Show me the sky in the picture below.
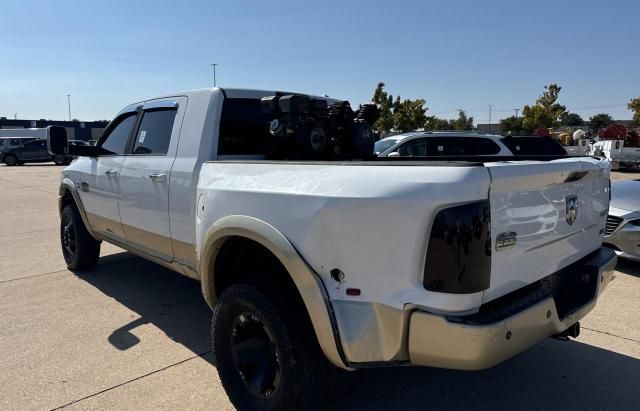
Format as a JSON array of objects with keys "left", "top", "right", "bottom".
[{"left": 1, "top": 0, "right": 638, "bottom": 123}]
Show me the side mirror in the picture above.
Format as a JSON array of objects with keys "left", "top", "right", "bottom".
[
  {"left": 387, "top": 151, "right": 400, "bottom": 157},
  {"left": 47, "top": 126, "right": 68, "bottom": 156}
]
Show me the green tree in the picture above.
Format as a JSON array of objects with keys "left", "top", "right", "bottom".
[
  {"left": 450, "top": 110, "right": 474, "bottom": 130},
  {"left": 559, "top": 112, "right": 584, "bottom": 126},
  {"left": 589, "top": 113, "right": 614, "bottom": 132},
  {"left": 393, "top": 98, "right": 427, "bottom": 132},
  {"left": 371, "top": 82, "right": 395, "bottom": 134},
  {"left": 628, "top": 97, "right": 640, "bottom": 125},
  {"left": 424, "top": 116, "right": 450, "bottom": 130},
  {"left": 500, "top": 116, "right": 524, "bottom": 135},
  {"left": 521, "top": 84, "right": 567, "bottom": 131}
]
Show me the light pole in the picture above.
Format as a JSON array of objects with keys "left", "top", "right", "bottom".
[
  {"left": 211, "top": 64, "right": 218, "bottom": 87},
  {"left": 67, "top": 94, "right": 71, "bottom": 121},
  {"left": 513, "top": 108, "right": 519, "bottom": 118},
  {"left": 488, "top": 104, "right": 493, "bottom": 126}
]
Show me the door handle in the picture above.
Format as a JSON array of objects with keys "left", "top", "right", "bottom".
[
  {"left": 149, "top": 173, "right": 166, "bottom": 182},
  {"left": 105, "top": 169, "right": 118, "bottom": 177}
]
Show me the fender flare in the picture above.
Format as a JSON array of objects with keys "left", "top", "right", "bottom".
[
  {"left": 59, "top": 178, "right": 99, "bottom": 240},
  {"left": 199, "top": 215, "right": 348, "bottom": 370}
]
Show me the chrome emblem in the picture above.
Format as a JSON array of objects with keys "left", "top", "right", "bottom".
[
  {"left": 496, "top": 232, "right": 517, "bottom": 251},
  {"left": 566, "top": 195, "right": 578, "bottom": 225}
]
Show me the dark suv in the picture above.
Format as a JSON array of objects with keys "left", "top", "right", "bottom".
[{"left": 0, "top": 139, "right": 72, "bottom": 166}]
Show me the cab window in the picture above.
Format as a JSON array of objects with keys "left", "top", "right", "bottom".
[
  {"left": 100, "top": 113, "right": 137, "bottom": 155},
  {"left": 22, "top": 140, "right": 46, "bottom": 151},
  {"left": 218, "top": 98, "right": 268, "bottom": 155},
  {"left": 398, "top": 139, "right": 427, "bottom": 156},
  {"left": 132, "top": 109, "right": 177, "bottom": 155}
]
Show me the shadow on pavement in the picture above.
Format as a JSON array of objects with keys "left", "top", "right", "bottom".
[
  {"left": 616, "top": 259, "right": 640, "bottom": 278},
  {"left": 79, "top": 252, "right": 639, "bottom": 410},
  {"left": 77, "top": 252, "right": 211, "bottom": 356}
]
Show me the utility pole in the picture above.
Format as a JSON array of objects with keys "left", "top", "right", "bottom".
[
  {"left": 488, "top": 104, "right": 493, "bottom": 126},
  {"left": 14, "top": 113, "right": 17, "bottom": 120},
  {"left": 67, "top": 94, "right": 71, "bottom": 121},
  {"left": 513, "top": 108, "right": 519, "bottom": 118},
  {"left": 211, "top": 63, "right": 218, "bottom": 87}
]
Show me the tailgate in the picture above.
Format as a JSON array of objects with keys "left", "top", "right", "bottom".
[{"left": 483, "top": 158, "right": 609, "bottom": 303}]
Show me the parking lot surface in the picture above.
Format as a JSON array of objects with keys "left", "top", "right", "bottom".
[{"left": 1, "top": 164, "right": 639, "bottom": 410}]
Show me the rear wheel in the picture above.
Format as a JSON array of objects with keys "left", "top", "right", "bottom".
[
  {"left": 212, "top": 284, "right": 351, "bottom": 411},
  {"left": 53, "top": 155, "right": 67, "bottom": 165},
  {"left": 3, "top": 154, "right": 18, "bottom": 166},
  {"left": 60, "top": 204, "right": 101, "bottom": 270}
]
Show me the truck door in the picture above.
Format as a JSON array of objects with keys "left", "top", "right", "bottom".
[
  {"left": 20, "top": 140, "right": 47, "bottom": 160},
  {"left": 78, "top": 110, "right": 139, "bottom": 241},
  {"left": 118, "top": 98, "right": 186, "bottom": 262}
]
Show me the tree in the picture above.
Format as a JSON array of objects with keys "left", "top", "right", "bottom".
[
  {"left": 424, "top": 116, "right": 450, "bottom": 130},
  {"left": 500, "top": 116, "right": 524, "bottom": 135},
  {"left": 393, "top": 98, "right": 427, "bottom": 132},
  {"left": 521, "top": 84, "right": 567, "bottom": 131},
  {"left": 450, "top": 110, "right": 474, "bottom": 130},
  {"left": 628, "top": 97, "right": 640, "bottom": 125},
  {"left": 589, "top": 113, "right": 614, "bottom": 132},
  {"left": 559, "top": 112, "right": 584, "bottom": 126},
  {"left": 371, "top": 82, "right": 395, "bottom": 134}
]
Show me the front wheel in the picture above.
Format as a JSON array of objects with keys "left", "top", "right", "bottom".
[
  {"left": 212, "top": 284, "right": 350, "bottom": 411},
  {"left": 3, "top": 154, "right": 18, "bottom": 166},
  {"left": 61, "top": 204, "right": 101, "bottom": 270}
]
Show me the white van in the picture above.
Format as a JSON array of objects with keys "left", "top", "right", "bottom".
[{"left": 0, "top": 137, "right": 39, "bottom": 152}]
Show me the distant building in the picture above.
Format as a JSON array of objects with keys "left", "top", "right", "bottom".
[{"left": 0, "top": 118, "right": 108, "bottom": 140}]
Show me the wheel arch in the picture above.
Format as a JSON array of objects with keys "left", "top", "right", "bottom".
[
  {"left": 59, "top": 178, "right": 99, "bottom": 240},
  {"left": 199, "top": 215, "right": 348, "bottom": 369}
]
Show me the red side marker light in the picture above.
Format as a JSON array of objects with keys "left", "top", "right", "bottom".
[{"left": 346, "top": 288, "right": 361, "bottom": 296}]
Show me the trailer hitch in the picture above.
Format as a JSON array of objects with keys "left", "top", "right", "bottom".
[{"left": 553, "top": 322, "right": 581, "bottom": 341}]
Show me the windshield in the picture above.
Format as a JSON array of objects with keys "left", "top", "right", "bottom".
[{"left": 374, "top": 138, "right": 399, "bottom": 154}]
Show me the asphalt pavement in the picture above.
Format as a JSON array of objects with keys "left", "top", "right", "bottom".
[{"left": 1, "top": 164, "right": 639, "bottom": 410}]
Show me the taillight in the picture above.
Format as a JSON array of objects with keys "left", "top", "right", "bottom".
[{"left": 424, "top": 200, "right": 491, "bottom": 294}]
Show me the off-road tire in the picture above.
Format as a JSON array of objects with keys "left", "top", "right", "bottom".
[
  {"left": 3, "top": 154, "right": 18, "bottom": 166},
  {"left": 53, "top": 155, "right": 67, "bottom": 166},
  {"left": 212, "top": 284, "right": 352, "bottom": 411},
  {"left": 60, "top": 204, "right": 101, "bottom": 270}
]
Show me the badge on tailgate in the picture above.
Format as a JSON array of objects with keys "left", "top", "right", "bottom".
[{"left": 566, "top": 195, "right": 578, "bottom": 226}]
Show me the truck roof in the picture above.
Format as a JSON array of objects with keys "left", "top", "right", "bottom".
[{"left": 116, "top": 87, "right": 340, "bottom": 117}]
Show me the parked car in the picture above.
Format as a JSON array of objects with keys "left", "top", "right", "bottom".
[
  {"left": 0, "top": 139, "right": 71, "bottom": 166},
  {"left": 48, "top": 88, "right": 615, "bottom": 410},
  {"left": 376, "top": 132, "right": 568, "bottom": 157},
  {"left": 0, "top": 137, "right": 39, "bottom": 152},
  {"left": 604, "top": 179, "right": 640, "bottom": 261}
]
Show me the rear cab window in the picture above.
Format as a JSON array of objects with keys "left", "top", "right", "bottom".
[
  {"left": 132, "top": 109, "right": 177, "bottom": 155},
  {"left": 501, "top": 137, "right": 567, "bottom": 155},
  {"left": 218, "top": 98, "right": 268, "bottom": 155}
]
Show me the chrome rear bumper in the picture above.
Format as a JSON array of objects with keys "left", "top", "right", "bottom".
[{"left": 408, "top": 247, "right": 617, "bottom": 370}]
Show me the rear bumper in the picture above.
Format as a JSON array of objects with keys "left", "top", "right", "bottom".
[{"left": 408, "top": 247, "right": 617, "bottom": 370}]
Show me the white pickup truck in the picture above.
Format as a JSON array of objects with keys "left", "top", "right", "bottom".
[
  {"left": 590, "top": 139, "right": 640, "bottom": 170},
  {"left": 48, "top": 88, "right": 616, "bottom": 411}
]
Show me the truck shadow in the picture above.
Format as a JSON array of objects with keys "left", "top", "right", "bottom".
[
  {"left": 616, "top": 259, "right": 640, "bottom": 278},
  {"left": 79, "top": 252, "right": 640, "bottom": 410},
  {"left": 79, "top": 252, "right": 212, "bottom": 356}
]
